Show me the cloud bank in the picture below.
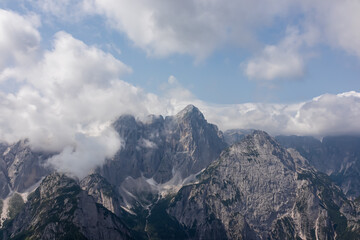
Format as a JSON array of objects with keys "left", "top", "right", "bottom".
[
  {"left": 0, "top": 10, "right": 162, "bottom": 178},
  {"left": 161, "top": 80, "right": 360, "bottom": 137}
]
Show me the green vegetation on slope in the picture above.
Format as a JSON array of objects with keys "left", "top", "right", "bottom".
[
  {"left": 146, "top": 197, "right": 188, "bottom": 240},
  {"left": 8, "top": 193, "right": 24, "bottom": 219}
]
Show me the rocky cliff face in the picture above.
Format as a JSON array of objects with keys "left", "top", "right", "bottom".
[
  {"left": 99, "top": 105, "right": 227, "bottom": 206},
  {"left": 276, "top": 135, "right": 360, "bottom": 199},
  {"left": 103, "top": 105, "right": 226, "bottom": 185},
  {"left": 0, "top": 173, "right": 132, "bottom": 240},
  {"left": 0, "top": 140, "right": 51, "bottom": 199},
  {"left": 80, "top": 173, "right": 124, "bottom": 216},
  {"left": 167, "top": 131, "right": 360, "bottom": 239}
]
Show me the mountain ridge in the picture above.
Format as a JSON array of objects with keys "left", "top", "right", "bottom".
[{"left": 0, "top": 105, "right": 360, "bottom": 239}]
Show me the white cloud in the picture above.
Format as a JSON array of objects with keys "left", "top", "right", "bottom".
[
  {"left": 244, "top": 28, "right": 306, "bottom": 81},
  {"left": 155, "top": 79, "right": 360, "bottom": 138},
  {"left": 0, "top": 9, "right": 41, "bottom": 80},
  {"left": 47, "top": 129, "right": 122, "bottom": 179},
  {"left": 197, "top": 91, "right": 360, "bottom": 138},
  {"left": 27, "top": 0, "right": 360, "bottom": 68},
  {"left": 287, "top": 91, "right": 360, "bottom": 136},
  {"left": 81, "top": 0, "right": 292, "bottom": 61},
  {"left": 0, "top": 10, "right": 164, "bottom": 178},
  {"left": 28, "top": 31, "right": 132, "bottom": 97},
  {"left": 301, "top": 0, "right": 360, "bottom": 59}
]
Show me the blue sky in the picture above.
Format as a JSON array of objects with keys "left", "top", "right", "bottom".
[
  {"left": 1, "top": 0, "right": 359, "bottom": 105},
  {"left": 1, "top": 0, "right": 360, "bottom": 175}
]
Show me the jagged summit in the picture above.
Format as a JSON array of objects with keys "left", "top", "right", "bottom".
[
  {"left": 168, "top": 129, "right": 359, "bottom": 239},
  {"left": 229, "top": 130, "right": 296, "bottom": 171},
  {"left": 248, "top": 129, "right": 270, "bottom": 139},
  {"left": 241, "top": 130, "right": 280, "bottom": 148},
  {"left": 178, "top": 104, "right": 199, "bottom": 113},
  {"left": 232, "top": 130, "right": 279, "bottom": 150},
  {"left": 103, "top": 103, "right": 226, "bottom": 187},
  {"left": 175, "top": 104, "right": 205, "bottom": 121}
]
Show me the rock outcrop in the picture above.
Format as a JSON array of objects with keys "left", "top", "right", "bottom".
[
  {"left": 0, "top": 173, "right": 132, "bottom": 240},
  {"left": 0, "top": 140, "right": 51, "bottom": 198},
  {"left": 100, "top": 105, "right": 227, "bottom": 206},
  {"left": 276, "top": 135, "right": 360, "bottom": 199},
  {"left": 167, "top": 131, "right": 360, "bottom": 239}
]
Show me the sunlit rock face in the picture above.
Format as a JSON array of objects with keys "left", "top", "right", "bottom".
[{"left": 168, "top": 131, "right": 360, "bottom": 239}]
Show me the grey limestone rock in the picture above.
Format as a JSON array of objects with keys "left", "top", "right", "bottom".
[
  {"left": 1, "top": 173, "right": 132, "bottom": 240},
  {"left": 100, "top": 105, "right": 227, "bottom": 205},
  {"left": 168, "top": 131, "right": 360, "bottom": 239},
  {"left": 0, "top": 140, "right": 52, "bottom": 198},
  {"left": 276, "top": 135, "right": 360, "bottom": 199}
]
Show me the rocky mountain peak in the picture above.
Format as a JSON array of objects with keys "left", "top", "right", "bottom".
[
  {"left": 167, "top": 130, "right": 360, "bottom": 239},
  {"left": 175, "top": 104, "right": 205, "bottom": 122},
  {"left": 39, "top": 172, "right": 80, "bottom": 199},
  {"left": 234, "top": 130, "right": 285, "bottom": 155},
  {"left": 0, "top": 140, "right": 51, "bottom": 198},
  {"left": 113, "top": 114, "right": 137, "bottom": 131},
  {"left": 1, "top": 172, "right": 133, "bottom": 240},
  {"left": 231, "top": 130, "right": 296, "bottom": 171},
  {"left": 246, "top": 130, "right": 275, "bottom": 144}
]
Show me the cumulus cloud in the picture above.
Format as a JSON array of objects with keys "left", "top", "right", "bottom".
[
  {"left": 156, "top": 76, "right": 360, "bottom": 138},
  {"left": 0, "top": 9, "right": 41, "bottom": 81},
  {"left": 286, "top": 91, "right": 360, "bottom": 136},
  {"left": 0, "top": 9, "right": 163, "bottom": 178},
  {"left": 32, "top": 0, "right": 360, "bottom": 82},
  {"left": 301, "top": 0, "right": 360, "bottom": 58},
  {"left": 81, "top": 0, "right": 292, "bottom": 61},
  {"left": 244, "top": 28, "right": 306, "bottom": 81},
  {"left": 195, "top": 92, "right": 360, "bottom": 138}
]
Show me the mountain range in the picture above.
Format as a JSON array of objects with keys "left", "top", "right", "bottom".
[{"left": 0, "top": 105, "right": 359, "bottom": 239}]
